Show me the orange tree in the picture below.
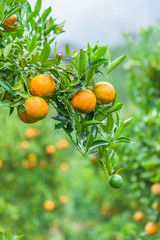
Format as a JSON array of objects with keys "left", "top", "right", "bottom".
[
  {"left": 0, "top": 0, "right": 132, "bottom": 187},
  {"left": 115, "top": 27, "right": 160, "bottom": 239}
]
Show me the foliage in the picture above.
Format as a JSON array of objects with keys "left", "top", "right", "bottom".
[
  {"left": 115, "top": 26, "right": 160, "bottom": 239},
  {"left": 0, "top": 0, "right": 130, "bottom": 182}
]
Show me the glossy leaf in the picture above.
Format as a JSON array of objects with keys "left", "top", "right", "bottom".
[
  {"left": 40, "top": 43, "right": 51, "bottom": 65},
  {"left": 77, "top": 49, "right": 88, "bottom": 76},
  {"left": 65, "top": 44, "right": 70, "bottom": 57},
  {"left": 85, "top": 66, "right": 95, "bottom": 87},
  {"left": 0, "top": 1, "right": 5, "bottom": 21},
  {"left": 107, "top": 55, "right": 126, "bottom": 75}
]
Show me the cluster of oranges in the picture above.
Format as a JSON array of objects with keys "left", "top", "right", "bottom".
[
  {"left": 133, "top": 183, "right": 160, "bottom": 236},
  {"left": 18, "top": 77, "right": 115, "bottom": 123},
  {"left": 72, "top": 82, "right": 115, "bottom": 114},
  {"left": 18, "top": 74, "right": 56, "bottom": 124}
]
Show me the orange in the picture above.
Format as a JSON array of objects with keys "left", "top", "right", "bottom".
[
  {"left": 0, "top": 160, "right": 3, "bottom": 169},
  {"left": 22, "top": 160, "right": 32, "bottom": 169},
  {"left": 151, "top": 183, "right": 160, "bottom": 195},
  {"left": 60, "top": 163, "right": 69, "bottom": 172},
  {"left": 30, "top": 74, "right": 56, "bottom": 97},
  {"left": 56, "top": 139, "right": 69, "bottom": 149},
  {"left": 71, "top": 89, "right": 96, "bottom": 114},
  {"left": 145, "top": 222, "right": 159, "bottom": 235},
  {"left": 43, "top": 200, "right": 55, "bottom": 211},
  {"left": 18, "top": 110, "right": 37, "bottom": 124},
  {"left": 20, "top": 141, "right": 30, "bottom": 150},
  {"left": 152, "top": 201, "right": 159, "bottom": 210},
  {"left": 18, "top": 97, "right": 49, "bottom": 123},
  {"left": 25, "top": 128, "right": 40, "bottom": 138},
  {"left": 133, "top": 211, "right": 144, "bottom": 222},
  {"left": 45, "top": 145, "right": 56, "bottom": 155},
  {"left": 100, "top": 204, "right": 116, "bottom": 217},
  {"left": 2, "top": 14, "right": 18, "bottom": 31},
  {"left": 93, "top": 82, "right": 115, "bottom": 104},
  {"left": 28, "top": 153, "right": 37, "bottom": 163},
  {"left": 59, "top": 195, "right": 68, "bottom": 204}
]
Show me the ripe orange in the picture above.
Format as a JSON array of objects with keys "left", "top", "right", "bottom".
[
  {"left": 2, "top": 14, "right": 18, "bottom": 31},
  {"left": 133, "top": 211, "right": 144, "bottom": 222},
  {"left": 56, "top": 139, "right": 69, "bottom": 149},
  {"left": 18, "top": 97, "right": 49, "bottom": 123},
  {"left": 0, "top": 160, "right": 3, "bottom": 169},
  {"left": 59, "top": 195, "right": 68, "bottom": 204},
  {"left": 145, "top": 222, "right": 159, "bottom": 235},
  {"left": 93, "top": 82, "right": 115, "bottom": 104},
  {"left": 151, "top": 183, "right": 160, "bottom": 195},
  {"left": 25, "top": 128, "right": 40, "bottom": 138},
  {"left": 45, "top": 145, "right": 56, "bottom": 155},
  {"left": 30, "top": 74, "right": 56, "bottom": 97},
  {"left": 43, "top": 200, "right": 55, "bottom": 211},
  {"left": 60, "top": 163, "right": 69, "bottom": 172},
  {"left": 72, "top": 89, "right": 96, "bottom": 114},
  {"left": 18, "top": 110, "right": 37, "bottom": 124}
]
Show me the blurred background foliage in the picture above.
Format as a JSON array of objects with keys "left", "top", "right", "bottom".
[{"left": 0, "top": 1, "right": 160, "bottom": 239}]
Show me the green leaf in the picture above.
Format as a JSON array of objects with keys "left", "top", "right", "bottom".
[
  {"left": 95, "top": 103, "right": 123, "bottom": 121},
  {"left": 4, "top": 4, "right": 25, "bottom": 19},
  {"left": 113, "top": 122, "right": 124, "bottom": 140},
  {"left": 93, "top": 59, "right": 109, "bottom": 67},
  {"left": 42, "top": 7, "right": 52, "bottom": 20},
  {"left": 124, "top": 117, "right": 133, "bottom": 127},
  {"left": 107, "top": 55, "right": 126, "bottom": 75},
  {"left": 73, "top": 112, "right": 81, "bottom": 133},
  {"left": 26, "top": 10, "right": 38, "bottom": 23},
  {"left": 42, "top": 60, "right": 55, "bottom": 67},
  {"left": 77, "top": 49, "right": 88, "bottom": 76},
  {"left": 0, "top": 100, "right": 12, "bottom": 107},
  {"left": 65, "top": 44, "right": 70, "bottom": 57},
  {"left": 12, "top": 80, "right": 23, "bottom": 90},
  {"left": 0, "top": 80, "right": 15, "bottom": 95},
  {"left": 54, "top": 42, "right": 57, "bottom": 59},
  {"left": 85, "top": 66, "right": 95, "bottom": 87},
  {"left": 55, "top": 122, "right": 66, "bottom": 130},
  {"left": 71, "top": 50, "right": 78, "bottom": 58},
  {"left": 0, "top": 1, "right": 5, "bottom": 21},
  {"left": 40, "top": 43, "right": 51, "bottom": 65},
  {"left": 52, "top": 116, "right": 68, "bottom": 122},
  {"left": 34, "top": 0, "right": 42, "bottom": 12},
  {"left": 82, "top": 120, "right": 103, "bottom": 127},
  {"left": 43, "top": 24, "right": 55, "bottom": 36},
  {"left": 10, "top": 98, "right": 25, "bottom": 107},
  {"left": 89, "top": 140, "right": 110, "bottom": 151},
  {"left": 3, "top": 44, "right": 12, "bottom": 58},
  {"left": 106, "top": 114, "right": 114, "bottom": 134},
  {"left": 29, "top": 35, "right": 37, "bottom": 52},
  {"left": 5, "top": 0, "right": 13, "bottom": 6},
  {"left": 85, "top": 126, "right": 97, "bottom": 152},
  {"left": 91, "top": 45, "right": 108, "bottom": 63},
  {"left": 115, "top": 137, "right": 133, "bottom": 143}
]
